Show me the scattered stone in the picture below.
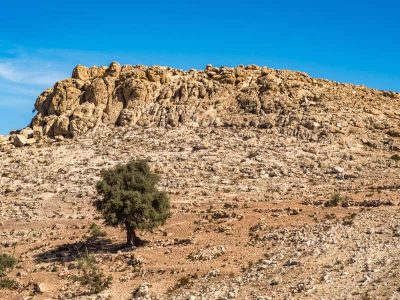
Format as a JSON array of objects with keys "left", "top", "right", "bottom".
[
  {"left": 55, "top": 135, "right": 65, "bottom": 141},
  {"left": 283, "top": 259, "right": 299, "bottom": 267},
  {"left": 270, "top": 277, "right": 281, "bottom": 286},
  {"left": 32, "top": 282, "right": 46, "bottom": 294},
  {"left": 12, "top": 134, "right": 28, "bottom": 147},
  {"left": 133, "top": 282, "right": 150, "bottom": 299},
  {"left": 332, "top": 166, "right": 344, "bottom": 174},
  {"left": 188, "top": 246, "right": 226, "bottom": 261}
]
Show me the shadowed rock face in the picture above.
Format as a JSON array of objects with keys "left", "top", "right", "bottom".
[{"left": 31, "top": 62, "right": 400, "bottom": 141}]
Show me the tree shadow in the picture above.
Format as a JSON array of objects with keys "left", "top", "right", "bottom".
[{"left": 34, "top": 236, "right": 135, "bottom": 263}]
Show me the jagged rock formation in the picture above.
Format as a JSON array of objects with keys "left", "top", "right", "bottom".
[{"left": 31, "top": 62, "right": 400, "bottom": 142}]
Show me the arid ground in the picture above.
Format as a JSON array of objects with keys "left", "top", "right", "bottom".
[{"left": 1, "top": 125, "right": 400, "bottom": 299}]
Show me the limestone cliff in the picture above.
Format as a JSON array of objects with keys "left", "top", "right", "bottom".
[{"left": 31, "top": 62, "right": 399, "bottom": 142}]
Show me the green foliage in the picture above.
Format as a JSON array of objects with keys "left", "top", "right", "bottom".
[
  {"left": 0, "top": 254, "right": 18, "bottom": 290},
  {"left": 324, "top": 193, "right": 349, "bottom": 208},
  {"left": 95, "top": 160, "right": 170, "bottom": 231},
  {"left": 0, "top": 278, "right": 18, "bottom": 290},
  {"left": 72, "top": 254, "right": 112, "bottom": 294},
  {"left": 89, "top": 223, "right": 106, "bottom": 238},
  {"left": 170, "top": 274, "right": 198, "bottom": 291},
  {"left": 390, "top": 154, "right": 400, "bottom": 161},
  {"left": 0, "top": 254, "right": 16, "bottom": 277}
]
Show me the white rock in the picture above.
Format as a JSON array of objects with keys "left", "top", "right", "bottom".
[
  {"left": 55, "top": 135, "right": 65, "bottom": 141},
  {"left": 20, "top": 127, "right": 34, "bottom": 138},
  {"left": 332, "top": 166, "right": 344, "bottom": 174},
  {"left": 133, "top": 282, "right": 150, "bottom": 299},
  {"left": 13, "top": 134, "right": 28, "bottom": 147},
  {"left": 33, "top": 282, "right": 46, "bottom": 293}
]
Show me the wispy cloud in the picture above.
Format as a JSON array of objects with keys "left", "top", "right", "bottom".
[
  {"left": 0, "top": 57, "right": 67, "bottom": 113},
  {"left": 0, "top": 43, "right": 116, "bottom": 134},
  {"left": 0, "top": 60, "right": 67, "bottom": 86},
  {"left": 0, "top": 46, "right": 70, "bottom": 133}
]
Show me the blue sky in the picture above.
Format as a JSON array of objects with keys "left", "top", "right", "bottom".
[{"left": 0, "top": 0, "right": 399, "bottom": 134}]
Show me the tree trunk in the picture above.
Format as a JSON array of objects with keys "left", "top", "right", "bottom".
[{"left": 125, "top": 223, "right": 140, "bottom": 247}]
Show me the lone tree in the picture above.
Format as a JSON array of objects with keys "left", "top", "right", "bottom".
[{"left": 95, "top": 160, "right": 170, "bottom": 247}]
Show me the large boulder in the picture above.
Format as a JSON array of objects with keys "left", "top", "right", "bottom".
[
  {"left": 72, "top": 64, "right": 89, "bottom": 81},
  {"left": 47, "top": 79, "right": 82, "bottom": 115},
  {"left": 53, "top": 115, "right": 71, "bottom": 137},
  {"left": 12, "top": 134, "right": 28, "bottom": 147}
]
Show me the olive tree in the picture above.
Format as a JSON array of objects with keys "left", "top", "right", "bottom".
[{"left": 95, "top": 160, "right": 170, "bottom": 247}]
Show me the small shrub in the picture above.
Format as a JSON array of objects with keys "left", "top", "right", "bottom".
[
  {"left": 324, "top": 193, "right": 349, "bottom": 208},
  {"left": 0, "top": 254, "right": 17, "bottom": 290},
  {"left": 72, "top": 254, "right": 112, "bottom": 294},
  {"left": 171, "top": 274, "right": 198, "bottom": 291},
  {"left": 0, "top": 254, "right": 16, "bottom": 277},
  {"left": 89, "top": 223, "right": 106, "bottom": 238},
  {"left": 175, "top": 276, "right": 191, "bottom": 288},
  {"left": 0, "top": 278, "right": 18, "bottom": 290},
  {"left": 390, "top": 154, "right": 400, "bottom": 161}
]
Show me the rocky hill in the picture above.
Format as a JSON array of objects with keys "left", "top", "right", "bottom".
[
  {"left": 28, "top": 62, "right": 400, "bottom": 143},
  {"left": 0, "top": 64, "right": 400, "bottom": 300}
]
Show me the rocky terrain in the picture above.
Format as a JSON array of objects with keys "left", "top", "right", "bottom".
[{"left": 0, "top": 63, "right": 400, "bottom": 299}]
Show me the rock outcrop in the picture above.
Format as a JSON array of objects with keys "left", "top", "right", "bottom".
[{"left": 31, "top": 62, "right": 399, "bottom": 142}]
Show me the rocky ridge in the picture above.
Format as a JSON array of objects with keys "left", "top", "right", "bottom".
[{"left": 3, "top": 62, "right": 398, "bottom": 145}]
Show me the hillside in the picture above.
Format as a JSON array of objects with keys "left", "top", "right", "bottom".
[{"left": 0, "top": 63, "right": 400, "bottom": 299}]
